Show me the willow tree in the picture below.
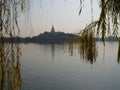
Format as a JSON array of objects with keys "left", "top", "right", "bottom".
[
  {"left": 0, "top": 0, "right": 30, "bottom": 90},
  {"left": 68, "top": 0, "right": 120, "bottom": 64},
  {"left": 79, "top": 0, "right": 120, "bottom": 40}
]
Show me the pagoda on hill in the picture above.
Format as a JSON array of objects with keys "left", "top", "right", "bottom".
[{"left": 51, "top": 25, "right": 55, "bottom": 33}]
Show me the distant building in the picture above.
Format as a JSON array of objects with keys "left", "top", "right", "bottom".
[{"left": 51, "top": 25, "right": 55, "bottom": 33}]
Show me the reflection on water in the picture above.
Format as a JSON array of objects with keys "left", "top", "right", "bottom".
[
  {"left": 51, "top": 44, "right": 55, "bottom": 60},
  {"left": 68, "top": 40, "right": 73, "bottom": 56},
  {"left": 0, "top": 41, "right": 21, "bottom": 90},
  {"left": 21, "top": 42, "right": 120, "bottom": 90},
  {"left": 69, "top": 30, "right": 98, "bottom": 64},
  {"left": 1, "top": 37, "right": 120, "bottom": 90}
]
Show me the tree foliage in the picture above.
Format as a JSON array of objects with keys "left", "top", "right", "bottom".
[
  {"left": 80, "top": 0, "right": 120, "bottom": 40},
  {"left": 0, "top": 0, "right": 29, "bottom": 90},
  {"left": 68, "top": 0, "right": 120, "bottom": 63},
  {"left": 0, "top": 0, "right": 30, "bottom": 37}
]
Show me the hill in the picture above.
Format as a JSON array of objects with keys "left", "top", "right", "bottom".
[{"left": 4, "top": 31, "right": 76, "bottom": 44}]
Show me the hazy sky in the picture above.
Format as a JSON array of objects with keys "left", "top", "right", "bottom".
[{"left": 19, "top": 0, "right": 100, "bottom": 37}]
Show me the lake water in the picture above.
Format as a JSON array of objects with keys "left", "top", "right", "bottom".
[{"left": 21, "top": 42, "right": 120, "bottom": 90}]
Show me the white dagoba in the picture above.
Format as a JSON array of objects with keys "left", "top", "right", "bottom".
[{"left": 51, "top": 25, "right": 55, "bottom": 33}]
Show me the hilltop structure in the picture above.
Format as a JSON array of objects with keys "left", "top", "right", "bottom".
[
  {"left": 51, "top": 25, "right": 55, "bottom": 33},
  {"left": 3, "top": 25, "right": 79, "bottom": 44}
]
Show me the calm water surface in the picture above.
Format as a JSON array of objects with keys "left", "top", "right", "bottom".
[{"left": 21, "top": 42, "right": 120, "bottom": 90}]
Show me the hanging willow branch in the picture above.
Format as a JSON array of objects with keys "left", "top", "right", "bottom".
[
  {"left": 79, "top": 0, "right": 120, "bottom": 40},
  {"left": 0, "top": 0, "right": 30, "bottom": 90},
  {"left": 0, "top": 0, "right": 30, "bottom": 37}
]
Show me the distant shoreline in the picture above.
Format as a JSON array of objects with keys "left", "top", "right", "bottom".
[
  {"left": 3, "top": 31, "right": 118, "bottom": 44},
  {"left": 4, "top": 31, "right": 76, "bottom": 44}
]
